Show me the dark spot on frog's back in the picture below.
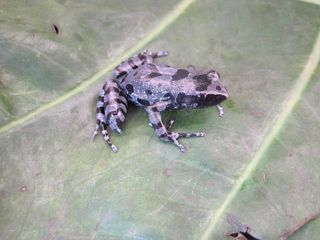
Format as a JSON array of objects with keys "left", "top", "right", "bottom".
[
  {"left": 145, "top": 89, "right": 152, "bottom": 95},
  {"left": 126, "top": 84, "right": 134, "bottom": 94},
  {"left": 193, "top": 74, "right": 212, "bottom": 91},
  {"left": 120, "top": 74, "right": 127, "bottom": 83},
  {"left": 138, "top": 53, "right": 146, "bottom": 61},
  {"left": 147, "top": 63, "right": 158, "bottom": 72},
  {"left": 172, "top": 69, "right": 189, "bottom": 81},
  {"left": 137, "top": 98, "right": 150, "bottom": 106},
  {"left": 163, "top": 93, "right": 174, "bottom": 101},
  {"left": 148, "top": 72, "right": 162, "bottom": 78}
]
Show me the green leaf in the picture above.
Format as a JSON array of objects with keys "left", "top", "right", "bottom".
[{"left": 1, "top": 0, "right": 320, "bottom": 239}]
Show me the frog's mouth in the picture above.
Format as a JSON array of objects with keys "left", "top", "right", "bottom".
[{"left": 202, "top": 94, "right": 227, "bottom": 107}]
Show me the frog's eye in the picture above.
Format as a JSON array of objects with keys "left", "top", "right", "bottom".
[
  {"left": 207, "top": 70, "right": 220, "bottom": 81},
  {"left": 216, "top": 86, "right": 222, "bottom": 91}
]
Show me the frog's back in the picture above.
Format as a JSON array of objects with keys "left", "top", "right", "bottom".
[
  {"left": 117, "top": 64, "right": 174, "bottom": 107},
  {"left": 118, "top": 63, "right": 228, "bottom": 109}
]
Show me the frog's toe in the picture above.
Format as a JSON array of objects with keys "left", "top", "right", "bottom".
[
  {"left": 142, "top": 49, "right": 149, "bottom": 54},
  {"left": 92, "top": 124, "right": 100, "bottom": 140},
  {"left": 111, "top": 144, "right": 118, "bottom": 153},
  {"left": 166, "top": 119, "right": 175, "bottom": 129},
  {"left": 158, "top": 50, "right": 169, "bottom": 56},
  {"left": 216, "top": 104, "right": 224, "bottom": 117},
  {"left": 151, "top": 50, "right": 169, "bottom": 58},
  {"left": 179, "top": 144, "right": 186, "bottom": 153},
  {"left": 178, "top": 131, "right": 206, "bottom": 138},
  {"left": 171, "top": 135, "right": 186, "bottom": 153},
  {"left": 116, "top": 127, "right": 123, "bottom": 134}
]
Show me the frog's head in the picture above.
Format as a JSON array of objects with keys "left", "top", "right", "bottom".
[
  {"left": 108, "top": 109, "right": 125, "bottom": 134},
  {"left": 196, "top": 70, "right": 228, "bottom": 107},
  {"left": 206, "top": 69, "right": 228, "bottom": 102}
]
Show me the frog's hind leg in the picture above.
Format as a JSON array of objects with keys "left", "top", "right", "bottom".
[
  {"left": 141, "top": 50, "right": 169, "bottom": 63},
  {"left": 93, "top": 79, "right": 127, "bottom": 152},
  {"left": 92, "top": 83, "right": 107, "bottom": 140},
  {"left": 146, "top": 102, "right": 205, "bottom": 152}
]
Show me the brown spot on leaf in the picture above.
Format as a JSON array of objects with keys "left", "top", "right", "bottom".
[{"left": 52, "top": 24, "right": 59, "bottom": 35}]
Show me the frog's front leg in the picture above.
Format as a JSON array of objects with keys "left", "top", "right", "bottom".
[
  {"left": 165, "top": 118, "right": 205, "bottom": 138},
  {"left": 216, "top": 104, "right": 224, "bottom": 117},
  {"left": 146, "top": 102, "right": 205, "bottom": 152}
]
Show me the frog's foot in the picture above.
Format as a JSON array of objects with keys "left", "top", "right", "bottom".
[
  {"left": 146, "top": 103, "right": 205, "bottom": 152},
  {"left": 92, "top": 124, "right": 100, "bottom": 140},
  {"left": 167, "top": 132, "right": 186, "bottom": 152},
  {"left": 142, "top": 49, "right": 168, "bottom": 58},
  {"left": 166, "top": 119, "right": 205, "bottom": 138},
  {"left": 152, "top": 50, "right": 169, "bottom": 58},
  {"left": 92, "top": 122, "right": 118, "bottom": 152},
  {"left": 216, "top": 104, "right": 224, "bottom": 117},
  {"left": 177, "top": 131, "right": 206, "bottom": 138},
  {"left": 101, "top": 123, "right": 118, "bottom": 152},
  {"left": 166, "top": 119, "right": 175, "bottom": 129},
  {"left": 167, "top": 131, "right": 206, "bottom": 152}
]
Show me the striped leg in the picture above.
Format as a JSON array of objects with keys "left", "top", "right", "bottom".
[
  {"left": 166, "top": 119, "right": 205, "bottom": 138},
  {"left": 146, "top": 102, "right": 205, "bottom": 152},
  {"left": 92, "top": 83, "right": 107, "bottom": 140},
  {"left": 101, "top": 122, "right": 118, "bottom": 152},
  {"left": 93, "top": 78, "right": 128, "bottom": 153}
]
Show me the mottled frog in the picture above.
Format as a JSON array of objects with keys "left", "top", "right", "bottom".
[{"left": 93, "top": 50, "right": 228, "bottom": 152}]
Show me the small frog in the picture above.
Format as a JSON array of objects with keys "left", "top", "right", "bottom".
[{"left": 93, "top": 50, "right": 228, "bottom": 152}]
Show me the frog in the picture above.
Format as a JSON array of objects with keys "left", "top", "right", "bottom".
[{"left": 92, "top": 50, "right": 228, "bottom": 152}]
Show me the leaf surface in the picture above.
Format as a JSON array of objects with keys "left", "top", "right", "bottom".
[{"left": 1, "top": 1, "right": 320, "bottom": 239}]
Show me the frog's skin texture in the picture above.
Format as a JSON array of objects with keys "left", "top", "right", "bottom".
[{"left": 93, "top": 50, "right": 228, "bottom": 152}]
